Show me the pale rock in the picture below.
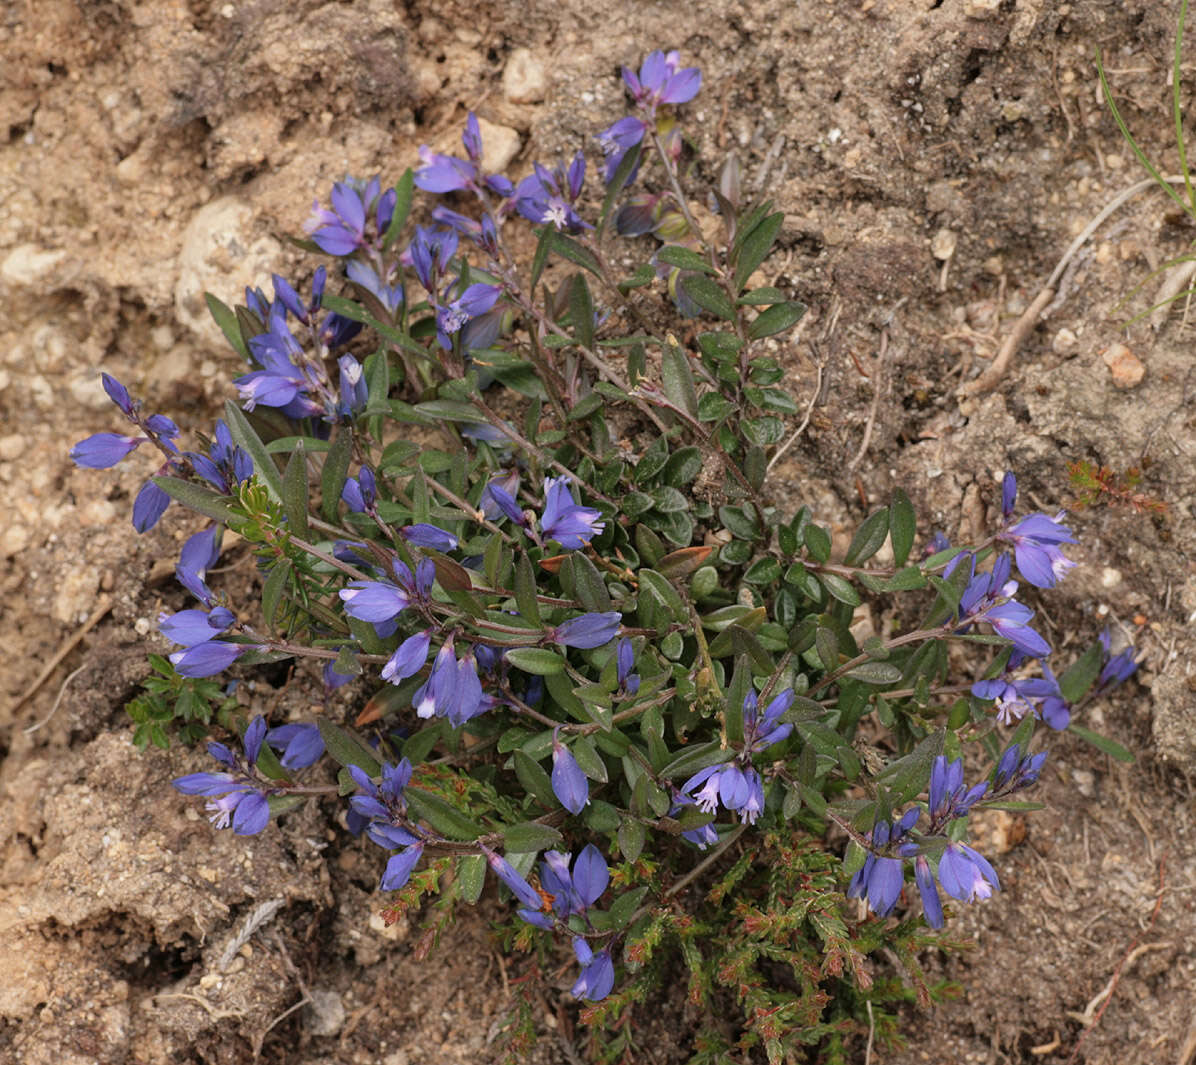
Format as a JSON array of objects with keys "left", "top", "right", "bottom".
[
  {"left": 477, "top": 117, "right": 521, "bottom": 176},
  {"left": 1, "top": 244, "right": 68, "bottom": 288},
  {"left": 503, "top": 48, "right": 548, "bottom": 103},
  {"left": 964, "top": 0, "right": 1002, "bottom": 16},
  {"left": 1051, "top": 327, "right": 1077, "bottom": 354},
  {"left": 0, "top": 434, "right": 24, "bottom": 461},
  {"left": 1, "top": 524, "right": 30, "bottom": 559},
  {"left": 306, "top": 989, "right": 346, "bottom": 1036},
  {"left": 1101, "top": 342, "right": 1145, "bottom": 389},
  {"left": 31, "top": 323, "right": 69, "bottom": 372},
  {"left": 930, "top": 227, "right": 957, "bottom": 261},
  {"left": 174, "top": 197, "right": 284, "bottom": 350},
  {"left": 53, "top": 567, "right": 101, "bottom": 624},
  {"left": 68, "top": 371, "right": 113, "bottom": 411}
]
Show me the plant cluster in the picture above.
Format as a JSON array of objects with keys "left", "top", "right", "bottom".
[{"left": 72, "top": 50, "right": 1138, "bottom": 1062}]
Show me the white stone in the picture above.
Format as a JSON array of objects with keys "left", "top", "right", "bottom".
[
  {"left": 174, "top": 197, "right": 284, "bottom": 351},
  {"left": 477, "top": 117, "right": 521, "bottom": 176},
  {"left": 1, "top": 244, "right": 67, "bottom": 287},
  {"left": 503, "top": 48, "right": 548, "bottom": 103}
]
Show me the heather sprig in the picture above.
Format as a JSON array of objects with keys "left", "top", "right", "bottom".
[{"left": 69, "top": 48, "right": 1144, "bottom": 1062}]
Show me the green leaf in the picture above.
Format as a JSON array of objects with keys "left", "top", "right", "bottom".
[
  {"left": 405, "top": 788, "right": 483, "bottom": 840},
  {"left": 845, "top": 661, "right": 902, "bottom": 685},
  {"left": 747, "top": 300, "right": 806, "bottom": 340},
  {"left": 660, "top": 446, "right": 703, "bottom": 487},
  {"left": 638, "top": 569, "right": 688, "bottom": 624},
  {"left": 698, "top": 392, "right": 735, "bottom": 422},
  {"left": 1068, "top": 724, "right": 1134, "bottom": 763},
  {"left": 661, "top": 340, "right": 699, "bottom": 419},
  {"left": 890, "top": 488, "right": 916, "bottom": 567},
  {"left": 152, "top": 477, "right": 239, "bottom": 525},
  {"left": 204, "top": 293, "right": 250, "bottom": 361},
  {"left": 503, "top": 821, "right": 564, "bottom": 853},
  {"left": 513, "top": 553, "right": 542, "bottom": 626},
  {"left": 733, "top": 210, "right": 783, "bottom": 292},
  {"left": 877, "top": 730, "right": 945, "bottom": 805},
  {"left": 844, "top": 508, "right": 890, "bottom": 566},
  {"left": 569, "top": 273, "right": 595, "bottom": 351},
  {"left": 530, "top": 225, "right": 554, "bottom": 293},
  {"left": 815, "top": 627, "right": 839, "bottom": 672},
  {"left": 382, "top": 169, "right": 414, "bottom": 251},
  {"left": 224, "top": 401, "right": 283, "bottom": 502},
  {"left": 617, "top": 819, "right": 646, "bottom": 863},
  {"left": 608, "top": 885, "right": 648, "bottom": 928},
  {"left": 412, "top": 400, "right": 490, "bottom": 425},
  {"left": 803, "top": 523, "right": 831, "bottom": 563},
  {"left": 261, "top": 559, "right": 291, "bottom": 632},
  {"left": 455, "top": 853, "right": 486, "bottom": 904},
  {"left": 743, "top": 557, "right": 783, "bottom": 585},
  {"left": 568, "top": 552, "right": 612, "bottom": 612},
  {"left": 317, "top": 719, "right": 382, "bottom": 777},
  {"left": 1059, "top": 643, "right": 1103, "bottom": 703},
  {"left": 656, "top": 245, "right": 716, "bottom": 274},
  {"left": 617, "top": 263, "right": 657, "bottom": 294},
  {"left": 660, "top": 740, "right": 732, "bottom": 780},
  {"left": 696, "top": 331, "right": 742, "bottom": 362},
  {"left": 678, "top": 273, "right": 737, "bottom": 321},
  {"left": 319, "top": 426, "right": 353, "bottom": 524},
  {"left": 819, "top": 573, "right": 861, "bottom": 607},
  {"left": 549, "top": 230, "right": 602, "bottom": 277},
  {"left": 598, "top": 141, "right": 642, "bottom": 237},
  {"left": 505, "top": 648, "right": 565, "bottom": 675},
  {"left": 737, "top": 286, "right": 787, "bottom": 306},
  {"left": 281, "top": 441, "right": 310, "bottom": 541}
]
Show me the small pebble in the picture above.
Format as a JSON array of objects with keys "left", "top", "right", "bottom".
[
  {"left": 503, "top": 48, "right": 547, "bottom": 104},
  {"left": 1102, "top": 342, "right": 1145, "bottom": 388}
]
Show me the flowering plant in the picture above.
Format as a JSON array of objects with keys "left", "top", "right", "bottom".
[{"left": 73, "top": 49, "right": 1137, "bottom": 1063}]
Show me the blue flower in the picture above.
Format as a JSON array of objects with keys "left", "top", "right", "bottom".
[
  {"left": 482, "top": 845, "right": 544, "bottom": 911},
  {"left": 937, "top": 843, "right": 1000, "bottom": 902},
  {"left": 513, "top": 156, "right": 590, "bottom": 233},
  {"left": 1097, "top": 627, "right": 1138, "bottom": 690},
  {"left": 958, "top": 554, "right": 1051, "bottom": 658},
  {"left": 680, "top": 761, "right": 765, "bottom": 825},
  {"left": 540, "top": 477, "right": 605, "bottom": 549},
  {"left": 913, "top": 856, "right": 944, "bottom": 928},
  {"left": 169, "top": 639, "right": 249, "bottom": 678},
  {"left": 400, "top": 523, "right": 459, "bottom": 552},
  {"left": 616, "top": 637, "right": 640, "bottom": 695},
  {"left": 992, "top": 743, "right": 1047, "bottom": 793},
  {"left": 381, "top": 630, "right": 432, "bottom": 685},
  {"left": 570, "top": 940, "right": 615, "bottom": 1002},
  {"left": 927, "top": 756, "right": 988, "bottom": 825},
  {"left": 480, "top": 473, "right": 525, "bottom": 525},
  {"left": 669, "top": 794, "right": 719, "bottom": 849},
  {"left": 622, "top": 49, "right": 702, "bottom": 111},
  {"left": 524, "top": 845, "right": 609, "bottom": 925},
  {"left": 551, "top": 736, "right": 589, "bottom": 814},
  {"left": 846, "top": 810, "right": 920, "bottom": 917},
  {"left": 265, "top": 723, "right": 325, "bottom": 769},
  {"left": 132, "top": 477, "right": 172, "bottom": 533},
  {"left": 304, "top": 177, "right": 391, "bottom": 256},
  {"left": 158, "top": 606, "right": 236, "bottom": 647},
  {"left": 996, "top": 473, "right": 1078, "bottom": 589},
  {"left": 172, "top": 716, "right": 273, "bottom": 835},
  {"left": 413, "top": 639, "right": 487, "bottom": 727},
  {"left": 70, "top": 432, "right": 143, "bottom": 468},
  {"left": 342, "top": 468, "right": 377, "bottom": 513},
  {"left": 551, "top": 611, "right": 622, "bottom": 650},
  {"left": 434, "top": 280, "right": 502, "bottom": 350}
]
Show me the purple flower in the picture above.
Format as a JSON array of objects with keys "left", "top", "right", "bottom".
[
  {"left": 408, "top": 226, "right": 458, "bottom": 292},
  {"left": 616, "top": 637, "right": 640, "bottom": 695},
  {"left": 914, "top": 855, "right": 944, "bottom": 929},
  {"left": 680, "top": 762, "right": 765, "bottom": 825},
  {"left": 172, "top": 716, "right": 273, "bottom": 835},
  {"left": 669, "top": 794, "right": 719, "bottom": 849},
  {"left": 937, "top": 843, "right": 999, "bottom": 902},
  {"left": 996, "top": 473, "right": 1078, "bottom": 589},
  {"left": 551, "top": 737, "right": 589, "bottom": 814},
  {"left": 435, "top": 281, "right": 502, "bottom": 350},
  {"left": 305, "top": 178, "right": 380, "bottom": 256},
  {"left": 265, "top": 723, "right": 325, "bottom": 769},
  {"left": 540, "top": 477, "right": 605, "bottom": 549},
  {"left": 101, "top": 373, "right": 134, "bottom": 416},
  {"left": 339, "top": 579, "right": 412, "bottom": 625},
  {"left": 529, "top": 844, "right": 609, "bottom": 923},
  {"left": 158, "top": 606, "right": 236, "bottom": 647},
  {"left": 514, "top": 157, "right": 590, "bottom": 233},
  {"left": 742, "top": 688, "right": 794, "bottom": 752},
  {"left": 380, "top": 842, "right": 424, "bottom": 891},
  {"left": 346, "top": 260, "right": 404, "bottom": 315},
  {"left": 381, "top": 630, "right": 432, "bottom": 684},
  {"left": 70, "top": 432, "right": 142, "bottom": 469},
  {"left": 570, "top": 940, "right": 615, "bottom": 1002},
  {"left": 845, "top": 810, "right": 920, "bottom": 918},
  {"left": 480, "top": 474, "right": 525, "bottom": 525},
  {"left": 1098, "top": 628, "right": 1138, "bottom": 690},
  {"left": 401, "top": 523, "right": 459, "bottom": 552},
  {"left": 483, "top": 846, "right": 544, "bottom": 911},
  {"left": 349, "top": 758, "right": 413, "bottom": 823},
  {"left": 132, "top": 477, "right": 172, "bottom": 533},
  {"left": 169, "top": 639, "right": 248, "bottom": 678},
  {"left": 597, "top": 115, "right": 649, "bottom": 185},
  {"left": 992, "top": 744, "right": 1047, "bottom": 793},
  {"left": 551, "top": 611, "right": 622, "bottom": 649},
  {"left": 927, "top": 756, "right": 988, "bottom": 825},
  {"left": 622, "top": 49, "right": 702, "bottom": 111},
  {"left": 338, "top": 354, "right": 368, "bottom": 416},
  {"left": 342, "top": 468, "right": 377, "bottom": 513},
  {"left": 958, "top": 555, "right": 1051, "bottom": 658}
]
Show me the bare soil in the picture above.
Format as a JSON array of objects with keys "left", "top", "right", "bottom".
[{"left": 3, "top": 1, "right": 1195, "bottom": 1063}]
